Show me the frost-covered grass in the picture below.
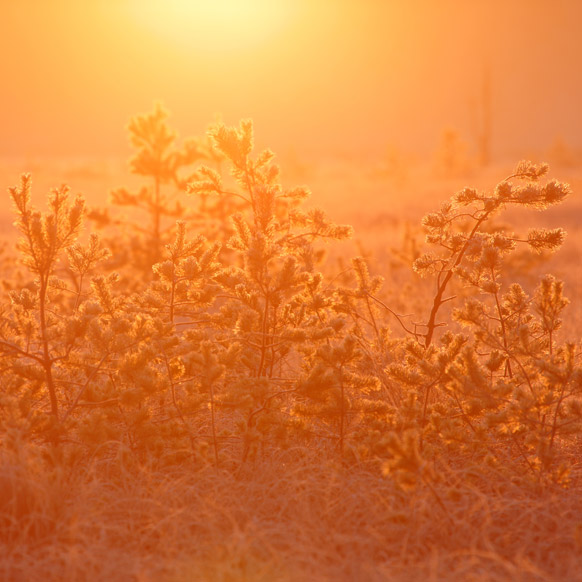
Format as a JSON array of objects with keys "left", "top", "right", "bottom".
[{"left": 1, "top": 446, "right": 582, "bottom": 582}]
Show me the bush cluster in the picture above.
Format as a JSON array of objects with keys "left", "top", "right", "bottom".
[{"left": 1, "top": 106, "right": 579, "bottom": 493}]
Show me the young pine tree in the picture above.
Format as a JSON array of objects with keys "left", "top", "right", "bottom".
[
  {"left": 188, "top": 119, "right": 353, "bottom": 463},
  {"left": 0, "top": 175, "right": 110, "bottom": 438},
  {"left": 90, "top": 103, "right": 215, "bottom": 280}
]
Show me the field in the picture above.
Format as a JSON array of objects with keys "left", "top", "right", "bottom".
[
  {"left": 3, "top": 1, "right": 582, "bottom": 580},
  {"left": 1, "top": 109, "right": 582, "bottom": 582}
]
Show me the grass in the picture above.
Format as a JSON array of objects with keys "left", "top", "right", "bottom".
[{"left": 1, "top": 443, "right": 581, "bottom": 582}]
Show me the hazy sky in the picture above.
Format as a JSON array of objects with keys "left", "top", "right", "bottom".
[{"left": 1, "top": 0, "right": 581, "bottom": 161}]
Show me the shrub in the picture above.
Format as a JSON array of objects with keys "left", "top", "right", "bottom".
[{"left": 0, "top": 115, "right": 578, "bottom": 488}]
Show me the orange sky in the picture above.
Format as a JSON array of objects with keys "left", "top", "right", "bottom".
[{"left": 1, "top": 0, "right": 581, "bottom": 161}]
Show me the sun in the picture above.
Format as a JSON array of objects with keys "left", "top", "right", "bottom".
[{"left": 127, "top": 0, "right": 297, "bottom": 55}]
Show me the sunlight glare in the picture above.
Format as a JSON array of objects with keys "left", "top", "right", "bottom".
[{"left": 127, "top": 0, "right": 296, "bottom": 54}]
